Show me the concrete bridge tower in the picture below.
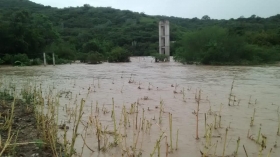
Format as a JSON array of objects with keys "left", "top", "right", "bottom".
[{"left": 159, "top": 20, "right": 170, "bottom": 61}]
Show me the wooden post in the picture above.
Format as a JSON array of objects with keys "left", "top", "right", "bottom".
[
  {"left": 43, "top": 53, "right": 46, "bottom": 66},
  {"left": 52, "top": 53, "right": 55, "bottom": 66}
]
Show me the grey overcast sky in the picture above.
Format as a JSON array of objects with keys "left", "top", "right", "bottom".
[{"left": 30, "top": 0, "right": 280, "bottom": 19}]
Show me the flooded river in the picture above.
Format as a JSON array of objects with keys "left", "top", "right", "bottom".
[{"left": 1, "top": 57, "right": 280, "bottom": 157}]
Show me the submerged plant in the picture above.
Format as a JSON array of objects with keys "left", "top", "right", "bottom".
[
  {"left": 250, "top": 108, "right": 256, "bottom": 126},
  {"left": 195, "top": 89, "right": 201, "bottom": 140}
]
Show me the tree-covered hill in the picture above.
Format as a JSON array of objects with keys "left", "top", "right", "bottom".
[{"left": 0, "top": 0, "right": 280, "bottom": 65}]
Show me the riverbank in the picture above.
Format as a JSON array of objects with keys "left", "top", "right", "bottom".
[
  {"left": 0, "top": 97, "right": 61, "bottom": 157},
  {"left": 0, "top": 88, "right": 63, "bottom": 157}
]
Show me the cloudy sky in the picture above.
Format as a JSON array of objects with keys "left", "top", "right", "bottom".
[{"left": 31, "top": 0, "right": 280, "bottom": 19}]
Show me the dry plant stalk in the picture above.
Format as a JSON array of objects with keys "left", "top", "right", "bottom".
[
  {"left": 214, "top": 140, "right": 218, "bottom": 156},
  {"left": 204, "top": 114, "right": 207, "bottom": 138},
  {"left": 158, "top": 140, "right": 160, "bottom": 157},
  {"left": 148, "top": 82, "right": 152, "bottom": 90},
  {"left": 228, "top": 79, "right": 234, "bottom": 106},
  {"left": 141, "top": 108, "right": 145, "bottom": 130},
  {"left": 205, "top": 124, "right": 213, "bottom": 150},
  {"left": 94, "top": 116, "right": 101, "bottom": 151},
  {"left": 159, "top": 100, "right": 163, "bottom": 124},
  {"left": 173, "top": 83, "right": 179, "bottom": 93},
  {"left": 195, "top": 89, "right": 201, "bottom": 140},
  {"left": 250, "top": 108, "right": 256, "bottom": 126},
  {"left": 81, "top": 125, "right": 88, "bottom": 155},
  {"left": 248, "top": 95, "right": 252, "bottom": 105},
  {"left": 243, "top": 145, "right": 249, "bottom": 157},
  {"left": 8, "top": 83, "right": 65, "bottom": 156},
  {"left": 218, "top": 115, "right": 222, "bottom": 128},
  {"left": 0, "top": 125, "right": 15, "bottom": 156},
  {"left": 134, "top": 117, "right": 141, "bottom": 152},
  {"left": 1, "top": 96, "right": 16, "bottom": 130},
  {"left": 257, "top": 124, "right": 262, "bottom": 144},
  {"left": 258, "top": 142, "right": 263, "bottom": 157},
  {"left": 234, "top": 137, "right": 240, "bottom": 155},
  {"left": 277, "top": 110, "right": 280, "bottom": 136},
  {"left": 266, "top": 148, "right": 272, "bottom": 157},
  {"left": 150, "top": 132, "right": 165, "bottom": 157},
  {"left": 214, "top": 114, "right": 217, "bottom": 129},
  {"left": 33, "top": 86, "right": 60, "bottom": 156},
  {"left": 182, "top": 87, "right": 186, "bottom": 102},
  {"left": 165, "top": 136, "right": 168, "bottom": 157},
  {"left": 222, "top": 128, "right": 228, "bottom": 157},
  {"left": 112, "top": 98, "right": 118, "bottom": 145},
  {"left": 169, "top": 113, "right": 173, "bottom": 152},
  {"left": 69, "top": 98, "right": 85, "bottom": 156},
  {"left": 176, "top": 129, "right": 179, "bottom": 150},
  {"left": 140, "top": 121, "right": 145, "bottom": 153},
  {"left": 136, "top": 103, "right": 139, "bottom": 130}
]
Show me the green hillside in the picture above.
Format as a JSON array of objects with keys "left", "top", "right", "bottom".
[{"left": 0, "top": 0, "right": 280, "bottom": 65}]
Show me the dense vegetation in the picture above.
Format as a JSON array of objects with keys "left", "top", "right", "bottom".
[
  {"left": 174, "top": 26, "right": 280, "bottom": 65},
  {"left": 0, "top": 0, "right": 280, "bottom": 65}
]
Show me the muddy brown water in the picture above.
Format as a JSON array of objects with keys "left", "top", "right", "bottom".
[{"left": 1, "top": 57, "right": 280, "bottom": 157}]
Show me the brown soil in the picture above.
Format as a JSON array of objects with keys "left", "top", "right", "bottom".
[{"left": 0, "top": 99, "right": 57, "bottom": 157}]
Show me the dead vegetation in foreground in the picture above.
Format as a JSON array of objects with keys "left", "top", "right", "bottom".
[{"left": 0, "top": 77, "right": 278, "bottom": 157}]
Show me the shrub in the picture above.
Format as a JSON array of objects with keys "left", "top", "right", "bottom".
[
  {"left": 30, "top": 58, "right": 42, "bottom": 65},
  {"left": 0, "top": 90, "right": 14, "bottom": 100},
  {"left": 87, "top": 52, "right": 103, "bottom": 64},
  {"left": 56, "top": 58, "right": 70, "bottom": 64},
  {"left": 76, "top": 53, "right": 88, "bottom": 63},
  {"left": 107, "top": 47, "right": 130, "bottom": 63},
  {"left": 13, "top": 54, "right": 30, "bottom": 66},
  {"left": 0, "top": 58, "right": 4, "bottom": 64},
  {"left": 151, "top": 53, "right": 169, "bottom": 62},
  {"left": 45, "top": 54, "right": 70, "bottom": 65},
  {"left": 2, "top": 54, "right": 12, "bottom": 64},
  {"left": 45, "top": 42, "right": 76, "bottom": 61},
  {"left": 1, "top": 55, "right": 42, "bottom": 66}
]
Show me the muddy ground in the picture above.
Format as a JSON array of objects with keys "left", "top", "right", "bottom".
[{"left": 0, "top": 98, "right": 58, "bottom": 157}]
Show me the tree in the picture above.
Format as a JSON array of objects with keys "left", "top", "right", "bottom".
[
  {"left": 108, "top": 47, "right": 131, "bottom": 62},
  {"left": 2, "top": 10, "right": 59, "bottom": 58},
  {"left": 87, "top": 52, "right": 103, "bottom": 64},
  {"left": 0, "top": 0, "right": 280, "bottom": 65},
  {"left": 84, "top": 4, "right": 91, "bottom": 8},
  {"left": 174, "top": 26, "right": 280, "bottom": 65},
  {"left": 82, "top": 40, "right": 102, "bottom": 53},
  {"left": 250, "top": 14, "right": 257, "bottom": 19},
  {"left": 174, "top": 27, "right": 246, "bottom": 64},
  {"left": 201, "top": 15, "right": 210, "bottom": 20}
]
